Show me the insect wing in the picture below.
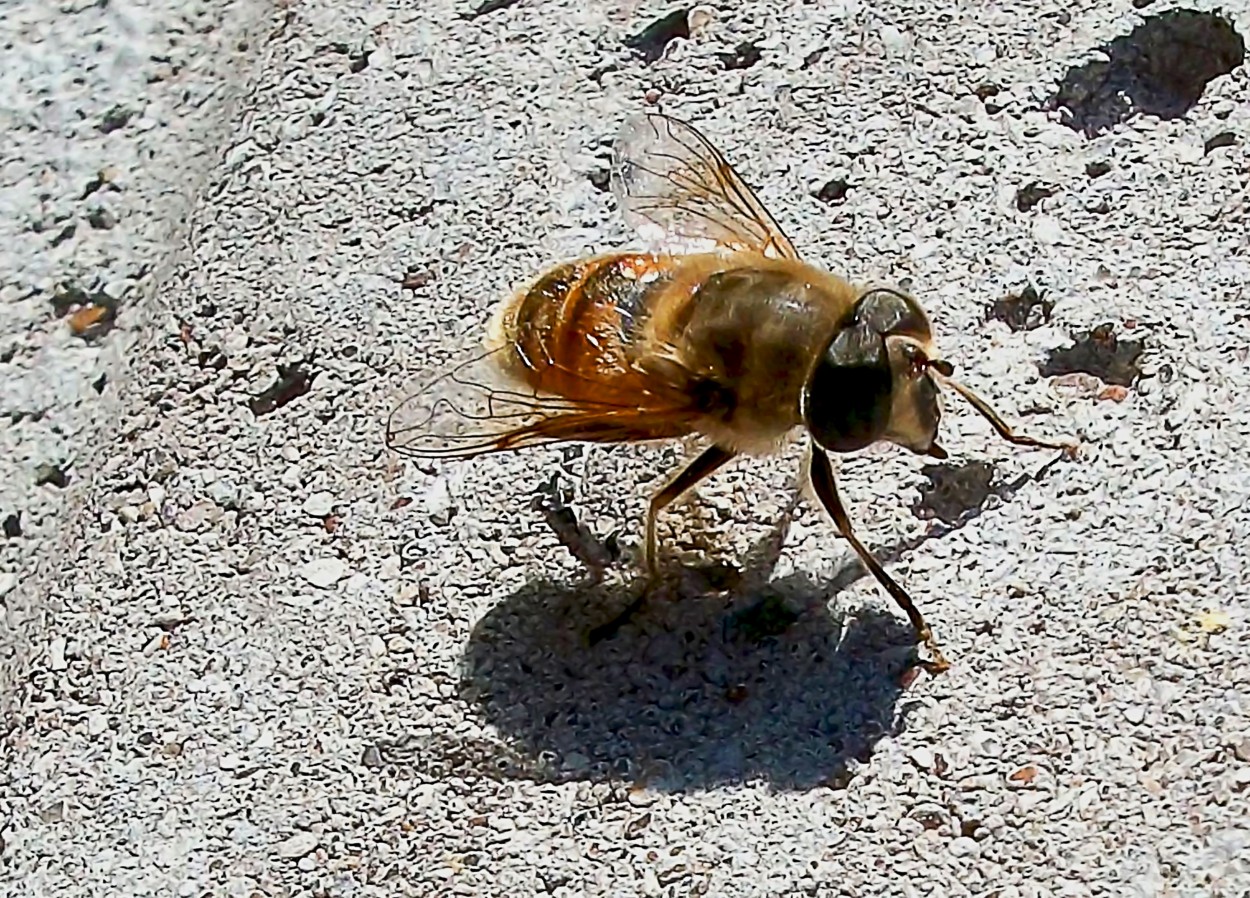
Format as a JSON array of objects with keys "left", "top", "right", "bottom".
[
  {"left": 387, "top": 347, "right": 572, "bottom": 459},
  {"left": 385, "top": 346, "right": 699, "bottom": 460},
  {"left": 610, "top": 112, "right": 800, "bottom": 261}
]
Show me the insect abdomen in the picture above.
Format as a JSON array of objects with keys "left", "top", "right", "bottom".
[{"left": 496, "top": 253, "right": 673, "bottom": 402}]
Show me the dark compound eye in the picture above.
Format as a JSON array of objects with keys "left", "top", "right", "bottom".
[
  {"left": 803, "top": 323, "right": 892, "bottom": 453},
  {"left": 854, "top": 288, "right": 932, "bottom": 342}
]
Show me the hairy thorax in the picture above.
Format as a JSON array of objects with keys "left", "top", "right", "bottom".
[{"left": 643, "top": 254, "right": 860, "bottom": 454}]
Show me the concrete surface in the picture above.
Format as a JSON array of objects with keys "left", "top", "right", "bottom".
[{"left": 2, "top": 0, "right": 1250, "bottom": 896}]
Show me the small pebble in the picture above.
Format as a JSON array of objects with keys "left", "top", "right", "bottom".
[
  {"left": 949, "top": 836, "right": 980, "bottom": 858},
  {"left": 49, "top": 636, "right": 68, "bottom": 671},
  {"left": 423, "top": 478, "right": 454, "bottom": 526},
  {"left": 361, "top": 744, "right": 384, "bottom": 768},
  {"left": 628, "top": 788, "right": 657, "bottom": 807},
  {"left": 87, "top": 712, "right": 109, "bottom": 737},
  {"left": 1032, "top": 215, "right": 1064, "bottom": 245},
  {"left": 207, "top": 479, "right": 241, "bottom": 508},
  {"left": 302, "top": 491, "right": 335, "bottom": 517},
  {"left": 276, "top": 832, "right": 319, "bottom": 859},
  {"left": 300, "top": 557, "right": 347, "bottom": 588},
  {"left": 386, "top": 635, "right": 413, "bottom": 654}
]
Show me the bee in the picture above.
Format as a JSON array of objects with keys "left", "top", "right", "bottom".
[{"left": 387, "top": 112, "right": 1075, "bottom": 672}]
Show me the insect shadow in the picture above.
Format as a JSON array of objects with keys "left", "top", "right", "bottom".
[{"left": 455, "top": 517, "right": 919, "bottom": 792}]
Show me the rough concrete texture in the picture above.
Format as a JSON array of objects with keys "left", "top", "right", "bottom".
[
  {"left": 3, "top": 0, "right": 1250, "bottom": 895},
  {"left": 0, "top": 0, "right": 271, "bottom": 698}
]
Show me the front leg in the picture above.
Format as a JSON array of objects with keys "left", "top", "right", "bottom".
[
  {"left": 808, "top": 446, "right": 951, "bottom": 674},
  {"left": 934, "top": 371, "right": 1079, "bottom": 457}
]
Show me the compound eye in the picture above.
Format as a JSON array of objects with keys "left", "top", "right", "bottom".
[
  {"left": 803, "top": 325, "right": 892, "bottom": 454},
  {"left": 855, "top": 288, "right": 933, "bottom": 342}
]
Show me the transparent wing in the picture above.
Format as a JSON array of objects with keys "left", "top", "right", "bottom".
[
  {"left": 610, "top": 112, "right": 801, "bottom": 261},
  {"left": 385, "top": 346, "right": 700, "bottom": 460}
]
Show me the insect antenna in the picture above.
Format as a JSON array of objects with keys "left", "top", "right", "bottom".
[{"left": 929, "top": 364, "right": 1074, "bottom": 455}]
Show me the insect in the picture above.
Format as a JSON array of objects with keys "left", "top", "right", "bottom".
[{"left": 387, "top": 112, "right": 1075, "bottom": 672}]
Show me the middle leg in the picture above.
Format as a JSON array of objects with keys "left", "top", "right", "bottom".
[
  {"left": 590, "top": 443, "right": 736, "bottom": 645},
  {"left": 643, "top": 443, "right": 738, "bottom": 577}
]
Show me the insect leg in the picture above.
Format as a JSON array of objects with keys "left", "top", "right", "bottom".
[
  {"left": 808, "top": 446, "right": 951, "bottom": 673},
  {"left": 644, "top": 444, "right": 737, "bottom": 577},
  {"left": 589, "top": 444, "right": 737, "bottom": 645},
  {"left": 937, "top": 374, "right": 1078, "bottom": 456},
  {"left": 590, "top": 442, "right": 735, "bottom": 645}
]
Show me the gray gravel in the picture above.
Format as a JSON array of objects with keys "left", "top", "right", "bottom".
[
  {"left": 4, "top": 0, "right": 1250, "bottom": 896},
  {"left": 0, "top": 0, "right": 269, "bottom": 701}
]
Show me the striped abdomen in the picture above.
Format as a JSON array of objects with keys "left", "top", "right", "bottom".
[{"left": 490, "top": 253, "right": 679, "bottom": 404}]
